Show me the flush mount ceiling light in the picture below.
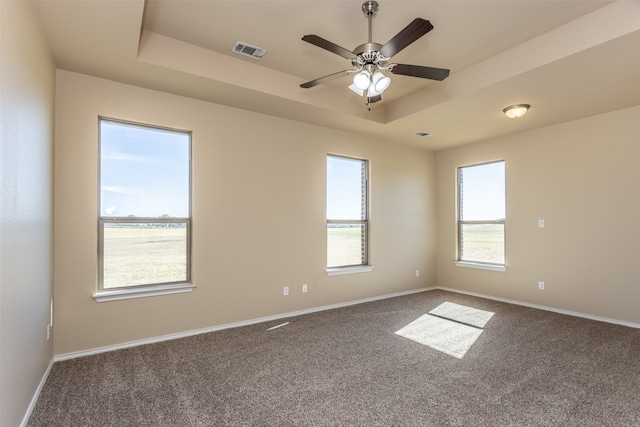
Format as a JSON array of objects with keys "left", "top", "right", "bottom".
[{"left": 503, "top": 104, "right": 530, "bottom": 119}]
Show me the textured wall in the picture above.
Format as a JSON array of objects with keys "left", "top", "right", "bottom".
[
  {"left": 53, "top": 70, "right": 437, "bottom": 356},
  {"left": 0, "top": 2, "right": 55, "bottom": 426},
  {"left": 436, "top": 106, "right": 640, "bottom": 324}
]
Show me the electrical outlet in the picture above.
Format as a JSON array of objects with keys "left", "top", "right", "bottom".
[
  {"left": 538, "top": 281, "right": 545, "bottom": 290},
  {"left": 302, "top": 284, "right": 308, "bottom": 293},
  {"left": 538, "top": 219, "right": 545, "bottom": 228},
  {"left": 416, "top": 270, "right": 420, "bottom": 278},
  {"left": 283, "top": 286, "right": 289, "bottom": 296}
]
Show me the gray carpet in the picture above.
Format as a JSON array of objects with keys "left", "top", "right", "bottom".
[{"left": 28, "top": 290, "right": 640, "bottom": 426}]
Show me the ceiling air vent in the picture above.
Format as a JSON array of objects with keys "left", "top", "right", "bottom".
[{"left": 231, "top": 41, "right": 266, "bottom": 59}]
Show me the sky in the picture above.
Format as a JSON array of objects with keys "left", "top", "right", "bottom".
[
  {"left": 327, "top": 155, "right": 365, "bottom": 220},
  {"left": 100, "top": 120, "right": 190, "bottom": 218},
  {"left": 459, "top": 161, "right": 505, "bottom": 221}
]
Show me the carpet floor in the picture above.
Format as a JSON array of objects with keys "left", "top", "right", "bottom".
[{"left": 28, "top": 290, "right": 640, "bottom": 426}]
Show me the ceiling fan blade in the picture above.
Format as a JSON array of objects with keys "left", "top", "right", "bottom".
[
  {"left": 302, "top": 35, "right": 355, "bottom": 60},
  {"left": 300, "top": 70, "right": 352, "bottom": 89},
  {"left": 379, "top": 18, "right": 434, "bottom": 59},
  {"left": 368, "top": 95, "right": 382, "bottom": 103},
  {"left": 389, "top": 63, "right": 450, "bottom": 81}
]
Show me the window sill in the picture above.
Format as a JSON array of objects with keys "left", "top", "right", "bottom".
[
  {"left": 326, "top": 265, "right": 374, "bottom": 276},
  {"left": 93, "top": 283, "right": 196, "bottom": 302},
  {"left": 454, "top": 261, "right": 506, "bottom": 272}
]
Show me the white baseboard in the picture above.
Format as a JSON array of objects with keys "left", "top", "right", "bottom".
[
  {"left": 27, "top": 284, "right": 637, "bottom": 425},
  {"left": 20, "top": 357, "right": 54, "bottom": 427},
  {"left": 54, "top": 284, "right": 639, "bottom": 362},
  {"left": 436, "top": 286, "right": 640, "bottom": 329},
  {"left": 55, "top": 287, "right": 436, "bottom": 361}
]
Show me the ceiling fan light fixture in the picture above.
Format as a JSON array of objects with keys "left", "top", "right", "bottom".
[
  {"left": 368, "top": 82, "right": 383, "bottom": 97},
  {"left": 372, "top": 71, "right": 391, "bottom": 93},
  {"left": 503, "top": 104, "right": 530, "bottom": 119},
  {"left": 349, "top": 83, "right": 365, "bottom": 96},
  {"left": 353, "top": 70, "right": 371, "bottom": 91}
]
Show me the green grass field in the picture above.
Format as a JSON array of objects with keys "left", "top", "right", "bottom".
[
  {"left": 327, "top": 226, "right": 365, "bottom": 267},
  {"left": 103, "top": 227, "right": 187, "bottom": 288},
  {"left": 459, "top": 223, "right": 505, "bottom": 264}
]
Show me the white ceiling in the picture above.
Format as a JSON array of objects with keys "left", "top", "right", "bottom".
[{"left": 33, "top": 0, "right": 640, "bottom": 150}]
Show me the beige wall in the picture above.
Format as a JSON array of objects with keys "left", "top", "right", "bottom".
[
  {"left": 436, "top": 106, "right": 640, "bottom": 324},
  {"left": 53, "top": 70, "right": 437, "bottom": 355},
  {"left": 0, "top": 2, "right": 56, "bottom": 426}
]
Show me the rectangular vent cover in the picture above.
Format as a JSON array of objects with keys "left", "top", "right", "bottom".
[{"left": 232, "top": 41, "right": 266, "bottom": 59}]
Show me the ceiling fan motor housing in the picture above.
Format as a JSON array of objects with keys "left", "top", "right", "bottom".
[
  {"left": 352, "top": 43, "right": 387, "bottom": 70},
  {"left": 354, "top": 43, "right": 382, "bottom": 56}
]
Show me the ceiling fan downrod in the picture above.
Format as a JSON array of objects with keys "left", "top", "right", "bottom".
[
  {"left": 362, "top": 1, "right": 379, "bottom": 44},
  {"left": 353, "top": 1, "right": 384, "bottom": 69}
]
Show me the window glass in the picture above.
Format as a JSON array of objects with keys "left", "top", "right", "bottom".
[
  {"left": 327, "top": 156, "right": 365, "bottom": 220},
  {"left": 459, "top": 162, "right": 505, "bottom": 221},
  {"left": 99, "top": 119, "right": 191, "bottom": 290},
  {"left": 327, "top": 155, "right": 368, "bottom": 268},
  {"left": 459, "top": 223, "right": 505, "bottom": 265},
  {"left": 103, "top": 223, "right": 187, "bottom": 288},
  {"left": 100, "top": 121, "right": 189, "bottom": 217},
  {"left": 458, "top": 161, "right": 505, "bottom": 265}
]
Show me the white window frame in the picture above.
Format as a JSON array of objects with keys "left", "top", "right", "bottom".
[
  {"left": 455, "top": 160, "right": 506, "bottom": 272},
  {"left": 326, "top": 154, "right": 372, "bottom": 275},
  {"left": 94, "top": 117, "right": 195, "bottom": 302}
]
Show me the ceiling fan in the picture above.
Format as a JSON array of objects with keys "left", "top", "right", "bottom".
[{"left": 300, "top": 1, "right": 450, "bottom": 105}]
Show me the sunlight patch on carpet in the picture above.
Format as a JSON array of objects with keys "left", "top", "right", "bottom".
[
  {"left": 428, "top": 302, "right": 494, "bottom": 328},
  {"left": 395, "top": 302, "right": 494, "bottom": 359}
]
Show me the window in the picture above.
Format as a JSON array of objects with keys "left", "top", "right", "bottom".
[
  {"left": 326, "top": 155, "right": 369, "bottom": 270},
  {"left": 97, "top": 118, "right": 192, "bottom": 297},
  {"left": 457, "top": 160, "right": 505, "bottom": 269}
]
